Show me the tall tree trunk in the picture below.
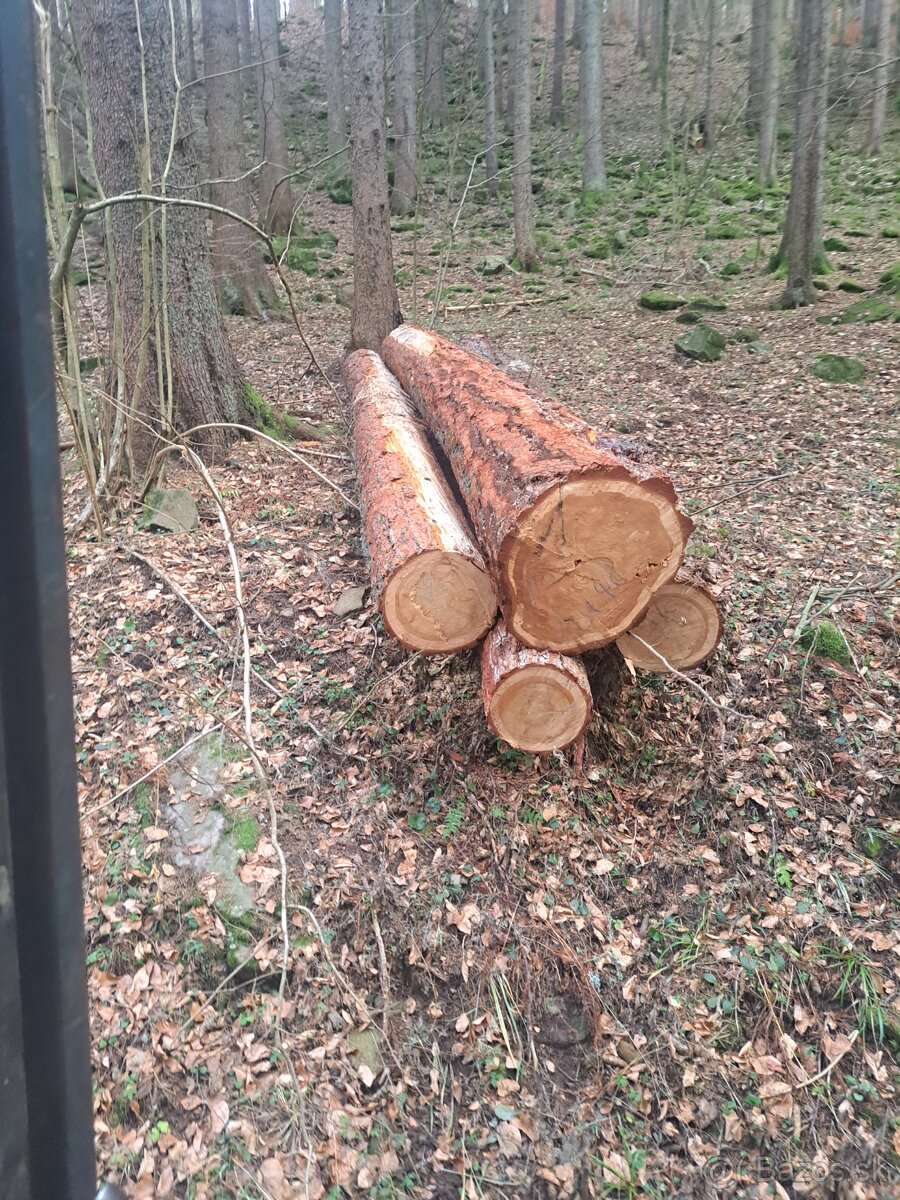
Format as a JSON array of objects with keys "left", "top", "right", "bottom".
[
  {"left": 509, "top": 0, "right": 538, "bottom": 268},
  {"left": 658, "top": 0, "right": 671, "bottom": 128},
  {"left": 323, "top": 0, "right": 348, "bottom": 159},
  {"left": 237, "top": 0, "right": 252, "bottom": 71},
  {"left": 636, "top": 0, "right": 648, "bottom": 54},
  {"left": 184, "top": 0, "right": 198, "bottom": 83},
  {"left": 704, "top": 0, "right": 719, "bottom": 147},
  {"left": 347, "top": 0, "right": 403, "bottom": 348},
  {"left": 747, "top": 0, "right": 764, "bottom": 124},
  {"left": 481, "top": 0, "right": 500, "bottom": 196},
  {"left": 255, "top": 0, "right": 295, "bottom": 233},
  {"left": 201, "top": 0, "right": 276, "bottom": 316},
  {"left": 649, "top": 0, "right": 662, "bottom": 87},
  {"left": 572, "top": 0, "right": 582, "bottom": 46},
  {"left": 580, "top": 0, "right": 606, "bottom": 190},
  {"left": 423, "top": 0, "right": 448, "bottom": 122},
  {"left": 550, "top": 0, "right": 566, "bottom": 122},
  {"left": 391, "top": 0, "right": 418, "bottom": 212},
  {"left": 756, "top": 0, "right": 780, "bottom": 183},
  {"left": 672, "top": 0, "right": 688, "bottom": 49},
  {"left": 74, "top": 0, "right": 250, "bottom": 473},
  {"left": 866, "top": 0, "right": 892, "bottom": 154},
  {"left": 777, "top": 0, "right": 829, "bottom": 307}
]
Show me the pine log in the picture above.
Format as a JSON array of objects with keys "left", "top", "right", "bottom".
[
  {"left": 616, "top": 569, "right": 722, "bottom": 672},
  {"left": 343, "top": 350, "right": 497, "bottom": 652},
  {"left": 382, "top": 325, "right": 693, "bottom": 654},
  {"left": 482, "top": 621, "right": 592, "bottom": 753}
]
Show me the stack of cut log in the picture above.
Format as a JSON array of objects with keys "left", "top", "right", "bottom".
[{"left": 342, "top": 326, "right": 722, "bottom": 754}]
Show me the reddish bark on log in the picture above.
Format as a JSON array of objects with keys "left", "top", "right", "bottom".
[
  {"left": 616, "top": 568, "right": 722, "bottom": 671},
  {"left": 382, "top": 325, "right": 693, "bottom": 653},
  {"left": 482, "top": 620, "right": 592, "bottom": 752},
  {"left": 343, "top": 350, "right": 497, "bottom": 652}
]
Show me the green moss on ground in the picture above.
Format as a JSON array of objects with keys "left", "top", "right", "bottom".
[
  {"left": 813, "top": 354, "right": 866, "bottom": 383},
  {"left": 798, "top": 620, "right": 852, "bottom": 667}
]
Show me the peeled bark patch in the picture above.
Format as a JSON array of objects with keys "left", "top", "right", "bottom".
[
  {"left": 616, "top": 569, "right": 722, "bottom": 671},
  {"left": 482, "top": 622, "right": 592, "bottom": 753},
  {"left": 382, "top": 325, "right": 692, "bottom": 653},
  {"left": 343, "top": 350, "right": 496, "bottom": 653}
]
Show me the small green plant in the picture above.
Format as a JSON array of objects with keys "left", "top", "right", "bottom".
[
  {"left": 441, "top": 799, "right": 465, "bottom": 839},
  {"left": 797, "top": 620, "right": 852, "bottom": 667},
  {"left": 820, "top": 943, "right": 886, "bottom": 1044}
]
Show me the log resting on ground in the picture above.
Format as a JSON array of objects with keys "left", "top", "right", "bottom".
[
  {"left": 382, "top": 325, "right": 693, "bottom": 653},
  {"left": 343, "top": 350, "right": 497, "bottom": 651},
  {"left": 482, "top": 620, "right": 592, "bottom": 753},
  {"left": 616, "top": 568, "right": 722, "bottom": 671}
]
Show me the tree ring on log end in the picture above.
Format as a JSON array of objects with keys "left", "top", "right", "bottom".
[
  {"left": 382, "top": 550, "right": 497, "bottom": 652},
  {"left": 488, "top": 664, "right": 591, "bottom": 752},
  {"left": 616, "top": 578, "right": 722, "bottom": 671},
  {"left": 503, "top": 474, "right": 688, "bottom": 653}
]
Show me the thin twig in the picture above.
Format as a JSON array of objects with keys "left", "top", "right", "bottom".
[
  {"left": 371, "top": 908, "right": 391, "bottom": 1039},
  {"left": 627, "top": 634, "right": 741, "bottom": 718},
  {"left": 176, "top": 932, "right": 275, "bottom": 1040},
  {"left": 794, "top": 1029, "right": 859, "bottom": 1089}
]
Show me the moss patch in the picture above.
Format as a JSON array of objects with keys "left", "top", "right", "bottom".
[
  {"left": 812, "top": 354, "right": 866, "bottom": 383},
  {"left": 797, "top": 620, "right": 852, "bottom": 667}
]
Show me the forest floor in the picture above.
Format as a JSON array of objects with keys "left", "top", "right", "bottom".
[{"left": 64, "top": 14, "right": 899, "bottom": 1200}]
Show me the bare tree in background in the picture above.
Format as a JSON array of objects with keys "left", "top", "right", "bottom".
[
  {"left": 776, "top": 0, "right": 830, "bottom": 307},
  {"left": 866, "top": 0, "right": 892, "bottom": 154},
  {"left": 747, "top": 0, "right": 764, "bottom": 125},
  {"left": 74, "top": 0, "right": 251, "bottom": 472},
  {"left": 704, "top": 0, "right": 718, "bottom": 148},
  {"left": 323, "top": 0, "right": 348, "bottom": 160},
  {"left": 202, "top": 0, "right": 276, "bottom": 316},
  {"left": 391, "top": 0, "right": 418, "bottom": 213},
  {"left": 550, "top": 0, "right": 566, "bottom": 123},
  {"left": 580, "top": 0, "right": 606, "bottom": 191},
  {"left": 636, "top": 0, "right": 648, "bottom": 56},
  {"left": 183, "top": 0, "right": 198, "bottom": 83},
  {"left": 236, "top": 0, "right": 252, "bottom": 74},
  {"left": 255, "top": 0, "right": 295, "bottom": 233},
  {"left": 347, "top": 0, "right": 403, "bottom": 348},
  {"left": 509, "top": 0, "right": 537, "bottom": 268},
  {"left": 423, "top": 0, "right": 448, "bottom": 122},
  {"left": 480, "top": 0, "right": 499, "bottom": 197},
  {"left": 756, "top": 0, "right": 780, "bottom": 184}
]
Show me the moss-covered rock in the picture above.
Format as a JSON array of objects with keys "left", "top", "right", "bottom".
[
  {"left": 878, "top": 262, "right": 900, "bottom": 295},
  {"left": 812, "top": 354, "right": 866, "bottom": 383},
  {"left": 721, "top": 261, "right": 742, "bottom": 277},
  {"left": 836, "top": 279, "right": 866, "bottom": 293},
  {"left": 731, "top": 326, "right": 761, "bottom": 344},
  {"left": 823, "top": 236, "right": 850, "bottom": 252},
  {"left": 639, "top": 290, "right": 685, "bottom": 311},
  {"left": 706, "top": 222, "right": 744, "bottom": 240},
  {"left": 686, "top": 295, "right": 728, "bottom": 312},
  {"left": 675, "top": 324, "right": 726, "bottom": 362},
  {"left": 797, "top": 619, "right": 852, "bottom": 667},
  {"left": 836, "top": 296, "right": 895, "bottom": 324},
  {"left": 585, "top": 239, "right": 610, "bottom": 259}
]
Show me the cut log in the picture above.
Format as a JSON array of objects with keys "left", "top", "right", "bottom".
[
  {"left": 382, "top": 325, "right": 692, "bottom": 654},
  {"left": 616, "top": 569, "right": 721, "bottom": 671},
  {"left": 482, "top": 621, "right": 592, "bottom": 753},
  {"left": 342, "top": 350, "right": 497, "bottom": 652}
]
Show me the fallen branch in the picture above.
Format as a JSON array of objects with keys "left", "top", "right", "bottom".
[
  {"left": 442, "top": 294, "right": 564, "bottom": 314},
  {"left": 627, "top": 633, "right": 741, "bottom": 719}
]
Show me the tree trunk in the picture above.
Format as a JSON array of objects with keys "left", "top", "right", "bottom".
[
  {"left": 391, "top": 0, "right": 418, "bottom": 213},
  {"left": 422, "top": 0, "right": 448, "bottom": 122},
  {"left": 704, "top": 0, "right": 718, "bottom": 147},
  {"left": 747, "top": 0, "right": 764, "bottom": 124},
  {"left": 323, "top": 0, "right": 348, "bottom": 160},
  {"left": 481, "top": 0, "right": 500, "bottom": 196},
  {"left": 184, "top": 0, "right": 198, "bottom": 83},
  {"left": 580, "top": 0, "right": 606, "bottom": 191},
  {"left": 756, "top": 0, "right": 780, "bottom": 184},
  {"left": 482, "top": 621, "right": 592, "bottom": 752},
  {"left": 236, "top": 0, "right": 252, "bottom": 72},
  {"left": 74, "top": 0, "right": 250, "bottom": 473},
  {"left": 658, "top": 0, "right": 671, "bottom": 128},
  {"left": 382, "top": 325, "right": 693, "bottom": 653},
  {"left": 866, "top": 0, "right": 892, "bottom": 154},
  {"left": 616, "top": 568, "right": 722, "bottom": 671},
  {"left": 202, "top": 0, "right": 276, "bottom": 317},
  {"left": 347, "top": 0, "right": 403, "bottom": 349},
  {"left": 777, "top": 0, "right": 829, "bottom": 307},
  {"left": 550, "top": 0, "right": 566, "bottom": 123},
  {"left": 572, "top": 0, "right": 582, "bottom": 46},
  {"left": 636, "top": 0, "right": 648, "bottom": 55},
  {"left": 672, "top": 0, "right": 688, "bottom": 49},
  {"left": 343, "top": 350, "right": 497, "bottom": 651},
  {"left": 255, "top": 0, "right": 294, "bottom": 234},
  {"left": 509, "top": 0, "right": 538, "bottom": 269}
]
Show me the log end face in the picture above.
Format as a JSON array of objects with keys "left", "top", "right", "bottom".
[
  {"left": 503, "top": 474, "right": 690, "bottom": 653},
  {"left": 382, "top": 550, "right": 497, "bottom": 652},
  {"left": 616, "top": 579, "right": 722, "bottom": 671},
  {"left": 486, "top": 663, "right": 591, "bottom": 753}
]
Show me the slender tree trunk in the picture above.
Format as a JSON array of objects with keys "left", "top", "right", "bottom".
[
  {"left": 509, "top": 0, "right": 538, "bottom": 268},
  {"left": 323, "top": 0, "right": 348, "bottom": 160},
  {"left": 658, "top": 0, "right": 671, "bottom": 128},
  {"left": 636, "top": 0, "right": 648, "bottom": 54},
  {"left": 184, "top": 0, "right": 198, "bottom": 83},
  {"left": 757, "top": 0, "right": 780, "bottom": 183},
  {"left": 649, "top": 0, "right": 662, "bottom": 87},
  {"left": 201, "top": 0, "right": 275, "bottom": 316},
  {"left": 672, "top": 0, "right": 688, "bottom": 49},
  {"left": 866, "top": 0, "right": 892, "bottom": 154},
  {"left": 747, "top": 0, "right": 764, "bottom": 124},
  {"left": 347, "top": 0, "right": 403, "bottom": 348},
  {"left": 74, "top": 0, "right": 250, "bottom": 472},
  {"left": 481, "top": 0, "right": 500, "bottom": 196},
  {"left": 704, "top": 0, "right": 719, "bottom": 147},
  {"left": 550, "top": 0, "right": 566, "bottom": 122},
  {"left": 777, "top": 0, "right": 830, "bottom": 306},
  {"left": 495, "top": 0, "right": 509, "bottom": 114},
  {"left": 580, "top": 0, "right": 606, "bottom": 190},
  {"left": 572, "top": 0, "right": 582, "bottom": 46},
  {"left": 391, "top": 0, "right": 418, "bottom": 212},
  {"left": 236, "top": 0, "right": 252, "bottom": 70},
  {"left": 255, "top": 0, "right": 294, "bottom": 233},
  {"left": 423, "top": 0, "right": 448, "bottom": 122}
]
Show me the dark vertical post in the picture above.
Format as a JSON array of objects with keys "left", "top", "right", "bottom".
[{"left": 0, "top": 2, "right": 98, "bottom": 1198}]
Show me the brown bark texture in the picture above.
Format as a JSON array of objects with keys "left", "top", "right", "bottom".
[
  {"left": 347, "top": 0, "right": 403, "bottom": 349},
  {"left": 202, "top": 0, "right": 276, "bottom": 317},
  {"left": 343, "top": 350, "right": 497, "bottom": 651},
  {"left": 75, "top": 0, "right": 250, "bottom": 471},
  {"left": 422, "top": 0, "right": 448, "bottom": 121},
  {"left": 323, "top": 0, "right": 348, "bottom": 158},
  {"left": 616, "top": 567, "right": 722, "bottom": 671},
  {"left": 481, "top": 0, "right": 499, "bottom": 196},
  {"left": 382, "top": 325, "right": 693, "bottom": 654},
  {"left": 550, "top": 0, "right": 566, "bottom": 123},
  {"left": 482, "top": 621, "right": 592, "bottom": 752},
  {"left": 255, "top": 0, "right": 294, "bottom": 234},
  {"left": 391, "top": 0, "right": 418, "bottom": 214},
  {"left": 510, "top": 0, "right": 538, "bottom": 268}
]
